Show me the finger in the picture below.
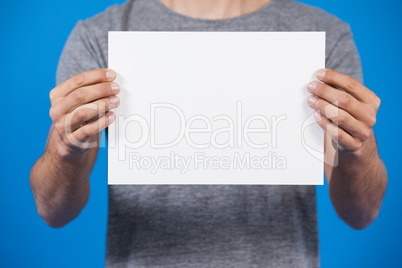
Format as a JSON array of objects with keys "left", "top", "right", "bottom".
[
  {"left": 50, "top": 69, "right": 116, "bottom": 103},
  {"left": 307, "top": 81, "right": 362, "bottom": 118},
  {"left": 315, "top": 69, "right": 375, "bottom": 104},
  {"left": 307, "top": 81, "right": 378, "bottom": 127},
  {"left": 50, "top": 82, "right": 120, "bottom": 117},
  {"left": 67, "top": 111, "right": 116, "bottom": 146},
  {"left": 308, "top": 95, "right": 371, "bottom": 142},
  {"left": 313, "top": 110, "right": 363, "bottom": 152},
  {"left": 67, "top": 96, "right": 120, "bottom": 132}
]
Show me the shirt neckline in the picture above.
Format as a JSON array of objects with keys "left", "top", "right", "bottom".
[{"left": 151, "top": 0, "right": 279, "bottom": 24}]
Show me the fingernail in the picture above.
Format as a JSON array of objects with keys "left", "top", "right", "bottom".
[
  {"left": 308, "top": 95, "right": 317, "bottom": 106},
  {"left": 108, "top": 112, "right": 116, "bottom": 122},
  {"left": 106, "top": 70, "right": 116, "bottom": 79},
  {"left": 111, "top": 83, "right": 120, "bottom": 93},
  {"left": 110, "top": 96, "right": 120, "bottom": 106},
  {"left": 307, "top": 82, "right": 317, "bottom": 92},
  {"left": 316, "top": 69, "right": 326, "bottom": 80},
  {"left": 313, "top": 110, "right": 321, "bottom": 121}
]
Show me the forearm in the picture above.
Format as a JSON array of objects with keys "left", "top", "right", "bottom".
[
  {"left": 30, "top": 126, "right": 96, "bottom": 227},
  {"left": 30, "top": 69, "right": 117, "bottom": 227},
  {"left": 328, "top": 130, "right": 387, "bottom": 229}
]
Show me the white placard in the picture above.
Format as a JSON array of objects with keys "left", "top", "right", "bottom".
[{"left": 108, "top": 31, "right": 325, "bottom": 185}]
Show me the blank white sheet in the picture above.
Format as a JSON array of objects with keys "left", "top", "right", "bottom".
[{"left": 108, "top": 31, "right": 325, "bottom": 185}]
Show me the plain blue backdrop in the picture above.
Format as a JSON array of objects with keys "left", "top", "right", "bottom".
[{"left": 1, "top": 0, "right": 401, "bottom": 267}]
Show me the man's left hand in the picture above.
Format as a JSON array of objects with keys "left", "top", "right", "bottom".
[{"left": 307, "top": 69, "right": 381, "bottom": 154}]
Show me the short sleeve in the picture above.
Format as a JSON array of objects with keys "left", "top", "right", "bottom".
[
  {"left": 325, "top": 24, "right": 363, "bottom": 83},
  {"left": 56, "top": 20, "right": 107, "bottom": 86}
]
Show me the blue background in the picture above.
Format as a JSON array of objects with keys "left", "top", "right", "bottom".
[{"left": 1, "top": 0, "right": 401, "bottom": 267}]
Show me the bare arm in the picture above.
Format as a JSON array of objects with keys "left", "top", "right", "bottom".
[
  {"left": 308, "top": 69, "right": 388, "bottom": 229},
  {"left": 30, "top": 69, "right": 119, "bottom": 228},
  {"left": 325, "top": 130, "right": 387, "bottom": 229}
]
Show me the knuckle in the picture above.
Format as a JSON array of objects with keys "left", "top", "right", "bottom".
[
  {"left": 49, "top": 107, "right": 56, "bottom": 120},
  {"left": 71, "top": 89, "right": 86, "bottom": 103},
  {"left": 376, "top": 96, "right": 381, "bottom": 106},
  {"left": 73, "top": 73, "right": 86, "bottom": 86},
  {"left": 49, "top": 89, "right": 56, "bottom": 102},
  {"left": 75, "top": 108, "right": 87, "bottom": 122},
  {"left": 346, "top": 77, "right": 359, "bottom": 90},
  {"left": 81, "top": 126, "right": 92, "bottom": 139},
  {"left": 340, "top": 94, "right": 352, "bottom": 107},
  {"left": 373, "top": 96, "right": 381, "bottom": 109},
  {"left": 367, "top": 114, "right": 377, "bottom": 127},
  {"left": 350, "top": 140, "right": 362, "bottom": 151},
  {"left": 360, "top": 128, "right": 371, "bottom": 141},
  {"left": 49, "top": 106, "right": 60, "bottom": 121},
  {"left": 336, "top": 112, "right": 347, "bottom": 125}
]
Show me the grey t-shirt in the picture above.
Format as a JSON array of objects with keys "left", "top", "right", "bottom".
[{"left": 56, "top": 0, "right": 362, "bottom": 267}]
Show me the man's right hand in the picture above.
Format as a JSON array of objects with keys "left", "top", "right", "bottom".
[
  {"left": 49, "top": 69, "right": 120, "bottom": 159},
  {"left": 30, "top": 69, "right": 119, "bottom": 227}
]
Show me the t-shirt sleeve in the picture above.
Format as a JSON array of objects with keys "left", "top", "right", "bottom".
[
  {"left": 56, "top": 20, "right": 107, "bottom": 86},
  {"left": 325, "top": 24, "right": 363, "bottom": 83}
]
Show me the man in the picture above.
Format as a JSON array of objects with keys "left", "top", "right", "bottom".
[{"left": 30, "top": 0, "right": 387, "bottom": 267}]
